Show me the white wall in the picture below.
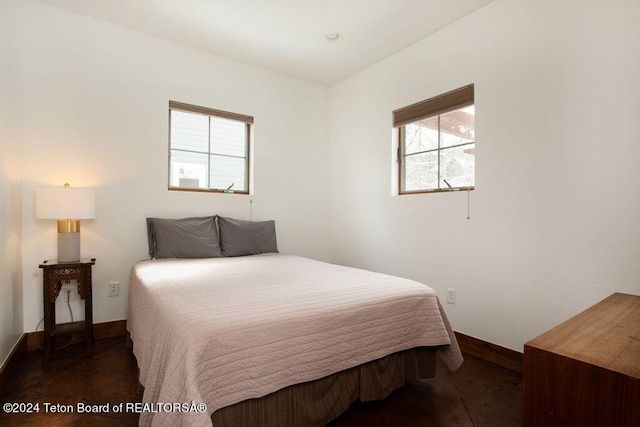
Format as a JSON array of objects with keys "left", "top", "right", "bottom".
[
  {"left": 18, "top": 0, "right": 331, "bottom": 332},
  {"left": 329, "top": 0, "right": 640, "bottom": 351},
  {"left": 0, "top": 0, "right": 24, "bottom": 365}
]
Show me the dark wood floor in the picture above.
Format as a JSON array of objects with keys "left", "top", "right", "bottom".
[{"left": 1, "top": 337, "right": 522, "bottom": 426}]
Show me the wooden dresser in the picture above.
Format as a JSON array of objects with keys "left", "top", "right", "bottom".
[{"left": 523, "top": 293, "right": 640, "bottom": 426}]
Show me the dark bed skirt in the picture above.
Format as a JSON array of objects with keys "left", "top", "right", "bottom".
[{"left": 211, "top": 347, "right": 439, "bottom": 427}]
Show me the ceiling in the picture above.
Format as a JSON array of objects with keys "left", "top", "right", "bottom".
[{"left": 38, "top": 0, "right": 495, "bottom": 87}]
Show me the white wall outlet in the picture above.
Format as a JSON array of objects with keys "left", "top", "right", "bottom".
[
  {"left": 108, "top": 281, "right": 120, "bottom": 297},
  {"left": 446, "top": 288, "right": 456, "bottom": 304},
  {"left": 61, "top": 283, "right": 77, "bottom": 301}
]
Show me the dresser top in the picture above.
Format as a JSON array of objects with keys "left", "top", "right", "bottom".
[{"left": 525, "top": 293, "right": 640, "bottom": 378}]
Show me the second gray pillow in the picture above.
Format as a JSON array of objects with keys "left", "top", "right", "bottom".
[{"left": 218, "top": 216, "right": 278, "bottom": 257}]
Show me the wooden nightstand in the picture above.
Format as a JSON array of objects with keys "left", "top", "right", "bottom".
[{"left": 39, "top": 258, "right": 95, "bottom": 363}]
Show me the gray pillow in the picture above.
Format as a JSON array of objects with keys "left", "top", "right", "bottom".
[
  {"left": 147, "top": 216, "right": 222, "bottom": 259},
  {"left": 217, "top": 216, "right": 278, "bottom": 257}
]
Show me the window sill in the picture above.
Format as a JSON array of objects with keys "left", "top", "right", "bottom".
[{"left": 399, "top": 186, "right": 474, "bottom": 195}]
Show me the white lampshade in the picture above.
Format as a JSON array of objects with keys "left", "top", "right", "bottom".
[
  {"left": 35, "top": 185, "right": 95, "bottom": 262},
  {"left": 35, "top": 186, "right": 96, "bottom": 220}
]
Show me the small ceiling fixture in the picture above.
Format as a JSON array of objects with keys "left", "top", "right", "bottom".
[{"left": 325, "top": 33, "right": 342, "bottom": 42}]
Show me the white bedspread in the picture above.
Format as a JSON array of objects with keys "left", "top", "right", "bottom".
[{"left": 127, "top": 253, "right": 463, "bottom": 426}]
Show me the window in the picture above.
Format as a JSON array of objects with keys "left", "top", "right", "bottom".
[
  {"left": 394, "top": 84, "right": 475, "bottom": 194},
  {"left": 168, "top": 101, "right": 253, "bottom": 194}
]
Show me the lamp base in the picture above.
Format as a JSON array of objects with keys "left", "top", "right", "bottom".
[{"left": 58, "top": 231, "right": 80, "bottom": 263}]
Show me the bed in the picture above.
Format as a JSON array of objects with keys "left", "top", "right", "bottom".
[{"left": 127, "top": 216, "right": 463, "bottom": 426}]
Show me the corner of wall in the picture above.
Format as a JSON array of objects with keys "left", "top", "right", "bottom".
[{"left": 0, "top": 0, "right": 25, "bottom": 368}]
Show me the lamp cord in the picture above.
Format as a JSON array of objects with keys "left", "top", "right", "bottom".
[
  {"left": 66, "top": 290, "right": 74, "bottom": 324},
  {"left": 33, "top": 290, "right": 76, "bottom": 352}
]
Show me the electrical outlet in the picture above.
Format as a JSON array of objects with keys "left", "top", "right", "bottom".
[
  {"left": 61, "top": 283, "right": 77, "bottom": 301},
  {"left": 446, "top": 288, "right": 456, "bottom": 304},
  {"left": 108, "top": 281, "right": 119, "bottom": 297}
]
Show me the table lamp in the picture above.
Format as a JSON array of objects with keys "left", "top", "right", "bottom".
[{"left": 35, "top": 183, "right": 96, "bottom": 263}]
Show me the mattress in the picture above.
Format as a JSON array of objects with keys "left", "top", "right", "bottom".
[{"left": 127, "top": 253, "right": 463, "bottom": 426}]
